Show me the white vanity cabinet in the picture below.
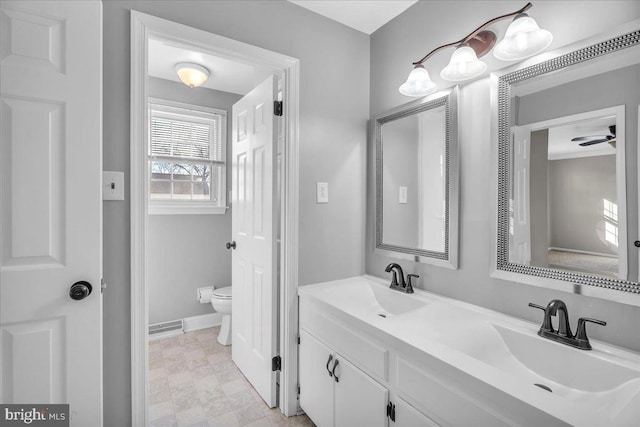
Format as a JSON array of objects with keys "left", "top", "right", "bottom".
[
  {"left": 299, "top": 329, "right": 388, "bottom": 427},
  {"left": 393, "top": 398, "right": 440, "bottom": 427}
]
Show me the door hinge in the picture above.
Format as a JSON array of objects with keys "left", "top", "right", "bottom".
[
  {"left": 297, "top": 384, "right": 300, "bottom": 395},
  {"left": 297, "top": 335, "right": 300, "bottom": 345},
  {"left": 272, "top": 355, "right": 282, "bottom": 371},
  {"left": 387, "top": 402, "right": 396, "bottom": 422},
  {"left": 274, "top": 100, "right": 283, "bottom": 116},
  {"left": 101, "top": 278, "right": 107, "bottom": 294}
]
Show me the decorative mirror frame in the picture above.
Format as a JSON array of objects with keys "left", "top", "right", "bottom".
[
  {"left": 492, "top": 27, "right": 640, "bottom": 299},
  {"left": 373, "top": 88, "right": 459, "bottom": 269}
]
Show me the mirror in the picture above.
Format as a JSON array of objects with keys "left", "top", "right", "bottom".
[
  {"left": 496, "top": 27, "right": 640, "bottom": 294},
  {"left": 374, "top": 89, "right": 459, "bottom": 268}
]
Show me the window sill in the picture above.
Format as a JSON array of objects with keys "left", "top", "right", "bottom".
[{"left": 148, "top": 203, "right": 228, "bottom": 215}]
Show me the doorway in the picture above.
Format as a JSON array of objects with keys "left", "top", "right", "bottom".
[{"left": 130, "top": 11, "right": 301, "bottom": 426}]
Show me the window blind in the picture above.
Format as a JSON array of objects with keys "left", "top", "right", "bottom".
[{"left": 150, "top": 114, "right": 222, "bottom": 162}]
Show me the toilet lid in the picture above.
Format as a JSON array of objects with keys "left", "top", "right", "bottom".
[{"left": 212, "top": 286, "right": 232, "bottom": 299}]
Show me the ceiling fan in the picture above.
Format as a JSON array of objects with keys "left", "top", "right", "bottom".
[{"left": 571, "top": 125, "right": 616, "bottom": 147}]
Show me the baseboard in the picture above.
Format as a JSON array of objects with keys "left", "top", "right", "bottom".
[
  {"left": 183, "top": 312, "right": 222, "bottom": 332},
  {"left": 548, "top": 247, "right": 617, "bottom": 258}
]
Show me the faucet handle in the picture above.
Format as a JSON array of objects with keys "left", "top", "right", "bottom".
[
  {"left": 528, "top": 303, "right": 545, "bottom": 311},
  {"left": 528, "top": 302, "right": 554, "bottom": 333},
  {"left": 575, "top": 317, "right": 606, "bottom": 348},
  {"left": 406, "top": 274, "right": 419, "bottom": 294}
]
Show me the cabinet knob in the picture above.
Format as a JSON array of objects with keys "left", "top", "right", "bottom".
[{"left": 332, "top": 359, "right": 340, "bottom": 382}]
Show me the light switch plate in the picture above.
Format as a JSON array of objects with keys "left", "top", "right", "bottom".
[
  {"left": 103, "top": 171, "right": 125, "bottom": 200},
  {"left": 399, "top": 186, "right": 408, "bottom": 204},
  {"left": 317, "top": 182, "right": 328, "bottom": 203}
]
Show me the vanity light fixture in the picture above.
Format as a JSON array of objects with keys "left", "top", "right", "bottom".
[
  {"left": 174, "top": 62, "right": 210, "bottom": 88},
  {"left": 399, "top": 2, "right": 552, "bottom": 97}
]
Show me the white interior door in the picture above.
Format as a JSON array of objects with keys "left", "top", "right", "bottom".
[
  {"left": 510, "top": 126, "right": 531, "bottom": 264},
  {"left": 0, "top": 1, "right": 103, "bottom": 425},
  {"left": 231, "top": 75, "right": 278, "bottom": 406}
]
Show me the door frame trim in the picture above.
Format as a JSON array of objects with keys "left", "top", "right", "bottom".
[{"left": 130, "top": 11, "right": 300, "bottom": 425}]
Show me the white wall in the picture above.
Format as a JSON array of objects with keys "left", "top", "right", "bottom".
[
  {"left": 103, "top": 1, "right": 369, "bottom": 425},
  {"left": 147, "top": 77, "right": 240, "bottom": 325},
  {"left": 368, "top": 0, "right": 640, "bottom": 357}
]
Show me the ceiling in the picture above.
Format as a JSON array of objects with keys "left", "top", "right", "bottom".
[
  {"left": 547, "top": 116, "right": 616, "bottom": 160},
  {"left": 148, "top": 39, "right": 273, "bottom": 95},
  {"left": 288, "top": 0, "right": 418, "bottom": 34},
  {"left": 148, "top": 1, "right": 418, "bottom": 92}
]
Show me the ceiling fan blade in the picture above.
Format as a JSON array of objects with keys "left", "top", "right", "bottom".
[
  {"left": 579, "top": 139, "right": 607, "bottom": 146},
  {"left": 572, "top": 135, "right": 609, "bottom": 142}
]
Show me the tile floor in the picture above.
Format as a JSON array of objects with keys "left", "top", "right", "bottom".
[{"left": 148, "top": 327, "right": 314, "bottom": 427}]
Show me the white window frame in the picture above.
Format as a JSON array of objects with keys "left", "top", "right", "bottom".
[{"left": 147, "top": 97, "right": 228, "bottom": 214}]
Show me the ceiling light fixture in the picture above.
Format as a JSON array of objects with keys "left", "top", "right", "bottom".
[
  {"left": 174, "top": 62, "right": 210, "bottom": 88},
  {"left": 399, "top": 2, "right": 552, "bottom": 97}
]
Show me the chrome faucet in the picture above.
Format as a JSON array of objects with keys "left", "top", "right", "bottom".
[
  {"left": 385, "top": 263, "right": 416, "bottom": 294},
  {"left": 529, "top": 299, "right": 606, "bottom": 350}
]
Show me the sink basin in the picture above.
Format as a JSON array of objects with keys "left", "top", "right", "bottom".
[
  {"left": 484, "top": 324, "right": 640, "bottom": 424},
  {"left": 492, "top": 324, "right": 640, "bottom": 393},
  {"left": 367, "top": 282, "right": 427, "bottom": 315},
  {"left": 302, "top": 276, "right": 428, "bottom": 319}
]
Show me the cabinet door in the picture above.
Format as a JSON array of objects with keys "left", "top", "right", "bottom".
[
  {"left": 394, "top": 397, "right": 440, "bottom": 427},
  {"left": 299, "top": 329, "right": 335, "bottom": 427},
  {"left": 334, "top": 355, "right": 388, "bottom": 427}
]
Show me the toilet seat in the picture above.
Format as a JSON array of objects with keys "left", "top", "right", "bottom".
[{"left": 212, "top": 286, "right": 232, "bottom": 299}]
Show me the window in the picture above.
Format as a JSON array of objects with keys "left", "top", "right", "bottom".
[{"left": 148, "top": 99, "right": 227, "bottom": 214}]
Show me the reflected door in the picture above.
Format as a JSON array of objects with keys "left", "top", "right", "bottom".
[{"left": 0, "top": 1, "right": 103, "bottom": 424}]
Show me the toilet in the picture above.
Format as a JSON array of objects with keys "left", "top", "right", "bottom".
[{"left": 210, "top": 286, "right": 232, "bottom": 345}]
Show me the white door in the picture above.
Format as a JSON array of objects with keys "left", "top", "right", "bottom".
[
  {"left": 510, "top": 126, "right": 531, "bottom": 264},
  {"left": 231, "top": 75, "right": 278, "bottom": 406},
  {"left": 0, "top": 1, "right": 103, "bottom": 425},
  {"left": 334, "top": 355, "right": 388, "bottom": 427},
  {"left": 299, "top": 330, "right": 334, "bottom": 427}
]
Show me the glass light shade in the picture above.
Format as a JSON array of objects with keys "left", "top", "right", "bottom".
[
  {"left": 399, "top": 65, "right": 438, "bottom": 97},
  {"left": 493, "top": 13, "right": 552, "bottom": 61},
  {"left": 175, "top": 63, "right": 210, "bottom": 88},
  {"left": 440, "top": 46, "right": 487, "bottom": 81}
]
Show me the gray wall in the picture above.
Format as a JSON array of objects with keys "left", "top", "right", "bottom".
[
  {"left": 530, "top": 129, "right": 549, "bottom": 267},
  {"left": 368, "top": 0, "right": 640, "bottom": 367},
  {"left": 549, "top": 155, "right": 617, "bottom": 255},
  {"left": 147, "top": 77, "right": 240, "bottom": 325},
  {"left": 103, "top": 1, "right": 369, "bottom": 425}
]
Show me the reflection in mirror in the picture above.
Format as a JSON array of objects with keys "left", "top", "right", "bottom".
[
  {"left": 382, "top": 105, "right": 446, "bottom": 251},
  {"left": 496, "top": 28, "right": 640, "bottom": 294},
  {"left": 375, "top": 90, "right": 458, "bottom": 269},
  {"left": 510, "top": 109, "right": 623, "bottom": 279}
]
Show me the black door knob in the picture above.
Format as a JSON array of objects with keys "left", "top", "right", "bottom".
[
  {"left": 226, "top": 241, "right": 236, "bottom": 250},
  {"left": 69, "top": 281, "right": 93, "bottom": 300}
]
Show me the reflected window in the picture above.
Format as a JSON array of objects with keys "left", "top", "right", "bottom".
[{"left": 603, "top": 199, "right": 618, "bottom": 246}]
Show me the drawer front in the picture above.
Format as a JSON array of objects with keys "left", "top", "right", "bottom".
[
  {"left": 396, "top": 358, "right": 511, "bottom": 427},
  {"left": 300, "top": 298, "right": 388, "bottom": 380}
]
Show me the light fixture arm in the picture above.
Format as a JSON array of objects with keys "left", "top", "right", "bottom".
[{"left": 412, "top": 2, "right": 533, "bottom": 65}]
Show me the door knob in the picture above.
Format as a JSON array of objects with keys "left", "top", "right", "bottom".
[
  {"left": 226, "top": 241, "right": 236, "bottom": 250},
  {"left": 69, "top": 281, "right": 93, "bottom": 300}
]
